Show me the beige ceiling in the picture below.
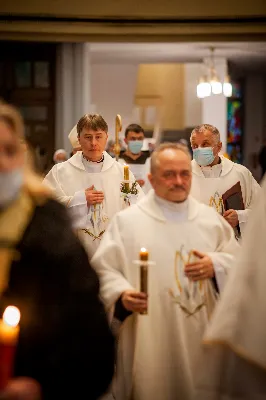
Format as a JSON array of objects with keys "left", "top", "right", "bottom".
[{"left": 90, "top": 42, "right": 266, "bottom": 67}]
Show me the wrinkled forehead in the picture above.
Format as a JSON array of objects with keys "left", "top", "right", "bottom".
[
  {"left": 157, "top": 149, "right": 191, "bottom": 170},
  {"left": 191, "top": 130, "right": 216, "bottom": 145}
]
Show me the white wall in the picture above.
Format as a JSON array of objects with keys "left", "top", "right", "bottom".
[
  {"left": 184, "top": 63, "right": 202, "bottom": 128},
  {"left": 202, "top": 58, "right": 228, "bottom": 152},
  {"left": 91, "top": 63, "right": 139, "bottom": 139},
  {"left": 55, "top": 43, "right": 92, "bottom": 153},
  {"left": 244, "top": 74, "right": 265, "bottom": 180}
]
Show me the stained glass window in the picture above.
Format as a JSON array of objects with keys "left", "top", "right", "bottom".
[{"left": 227, "top": 82, "right": 243, "bottom": 163}]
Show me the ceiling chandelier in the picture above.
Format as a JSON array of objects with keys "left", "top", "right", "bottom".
[{"left": 197, "top": 47, "right": 232, "bottom": 99}]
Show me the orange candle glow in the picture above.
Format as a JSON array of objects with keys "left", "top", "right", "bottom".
[
  {"left": 0, "top": 306, "right": 20, "bottom": 390},
  {"left": 140, "top": 247, "right": 149, "bottom": 262}
]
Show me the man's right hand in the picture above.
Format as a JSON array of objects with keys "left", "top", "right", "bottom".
[
  {"left": 121, "top": 290, "right": 148, "bottom": 313},
  {"left": 85, "top": 185, "right": 104, "bottom": 206}
]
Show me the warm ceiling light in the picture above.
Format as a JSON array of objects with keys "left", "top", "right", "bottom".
[
  {"left": 223, "top": 75, "right": 232, "bottom": 97},
  {"left": 197, "top": 77, "right": 211, "bottom": 98}
]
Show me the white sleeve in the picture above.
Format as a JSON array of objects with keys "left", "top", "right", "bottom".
[
  {"left": 43, "top": 167, "right": 89, "bottom": 228},
  {"left": 207, "top": 252, "right": 233, "bottom": 292},
  {"left": 43, "top": 166, "right": 73, "bottom": 207},
  {"left": 68, "top": 190, "right": 90, "bottom": 229},
  {"left": 206, "top": 213, "right": 240, "bottom": 292},
  {"left": 91, "top": 216, "right": 134, "bottom": 310},
  {"left": 236, "top": 209, "right": 249, "bottom": 224},
  {"left": 238, "top": 173, "right": 261, "bottom": 223}
]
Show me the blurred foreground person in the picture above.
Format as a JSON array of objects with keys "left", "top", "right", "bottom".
[
  {"left": 0, "top": 104, "right": 114, "bottom": 400},
  {"left": 195, "top": 178, "right": 266, "bottom": 400}
]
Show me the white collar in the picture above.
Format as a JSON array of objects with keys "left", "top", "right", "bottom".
[
  {"left": 137, "top": 190, "right": 200, "bottom": 222},
  {"left": 191, "top": 155, "right": 234, "bottom": 177},
  {"left": 68, "top": 151, "right": 115, "bottom": 172},
  {"left": 154, "top": 194, "right": 189, "bottom": 213}
]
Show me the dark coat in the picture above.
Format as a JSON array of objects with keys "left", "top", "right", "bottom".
[{"left": 1, "top": 199, "right": 115, "bottom": 400}]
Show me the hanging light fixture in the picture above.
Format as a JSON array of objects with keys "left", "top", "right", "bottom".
[
  {"left": 223, "top": 75, "right": 233, "bottom": 97},
  {"left": 196, "top": 47, "right": 232, "bottom": 99},
  {"left": 196, "top": 76, "right": 211, "bottom": 98}
]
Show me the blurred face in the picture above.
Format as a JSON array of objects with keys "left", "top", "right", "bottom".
[
  {"left": 149, "top": 149, "right": 192, "bottom": 203},
  {"left": 0, "top": 121, "right": 24, "bottom": 173},
  {"left": 55, "top": 152, "right": 67, "bottom": 163},
  {"left": 191, "top": 130, "right": 222, "bottom": 162},
  {"left": 79, "top": 128, "right": 108, "bottom": 161},
  {"left": 125, "top": 131, "right": 144, "bottom": 145}
]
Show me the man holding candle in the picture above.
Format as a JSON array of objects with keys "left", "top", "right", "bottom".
[
  {"left": 92, "top": 143, "right": 239, "bottom": 400},
  {"left": 44, "top": 114, "right": 143, "bottom": 258}
]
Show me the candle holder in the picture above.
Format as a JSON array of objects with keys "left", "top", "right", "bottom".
[
  {"left": 120, "top": 181, "right": 139, "bottom": 207},
  {"left": 133, "top": 259, "right": 155, "bottom": 315}
]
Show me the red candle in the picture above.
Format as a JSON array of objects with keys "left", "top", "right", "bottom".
[{"left": 0, "top": 306, "right": 20, "bottom": 391}]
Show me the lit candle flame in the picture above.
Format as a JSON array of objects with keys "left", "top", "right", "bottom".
[
  {"left": 3, "top": 307, "right": 20, "bottom": 328},
  {"left": 141, "top": 247, "right": 147, "bottom": 253}
]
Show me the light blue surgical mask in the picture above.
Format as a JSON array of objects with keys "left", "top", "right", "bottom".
[
  {"left": 128, "top": 140, "right": 143, "bottom": 154},
  {"left": 0, "top": 169, "right": 23, "bottom": 208},
  {"left": 193, "top": 147, "right": 215, "bottom": 166}
]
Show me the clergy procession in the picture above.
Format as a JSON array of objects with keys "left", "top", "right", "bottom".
[{"left": 0, "top": 101, "right": 265, "bottom": 400}]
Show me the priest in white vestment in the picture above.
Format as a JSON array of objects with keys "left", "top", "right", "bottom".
[
  {"left": 92, "top": 143, "right": 239, "bottom": 400},
  {"left": 190, "top": 124, "right": 260, "bottom": 237},
  {"left": 195, "top": 178, "right": 266, "bottom": 400},
  {"left": 44, "top": 114, "right": 143, "bottom": 258}
]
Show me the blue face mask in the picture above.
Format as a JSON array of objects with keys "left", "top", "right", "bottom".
[
  {"left": 128, "top": 141, "right": 143, "bottom": 154},
  {"left": 193, "top": 147, "right": 215, "bottom": 166}
]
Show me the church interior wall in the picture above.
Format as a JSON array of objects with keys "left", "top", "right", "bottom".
[
  {"left": 91, "top": 63, "right": 139, "bottom": 138},
  {"left": 243, "top": 74, "right": 266, "bottom": 180},
  {"left": 135, "top": 64, "right": 185, "bottom": 131}
]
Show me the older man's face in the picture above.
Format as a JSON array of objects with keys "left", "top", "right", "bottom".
[
  {"left": 149, "top": 149, "right": 192, "bottom": 203},
  {"left": 190, "top": 130, "right": 222, "bottom": 157}
]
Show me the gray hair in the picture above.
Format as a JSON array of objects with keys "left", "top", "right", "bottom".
[
  {"left": 190, "top": 124, "right": 221, "bottom": 144},
  {"left": 150, "top": 142, "right": 191, "bottom": 174}
]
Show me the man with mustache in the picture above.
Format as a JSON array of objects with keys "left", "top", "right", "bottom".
[{"left": 92, "top": 143, "right": 239, "bottom": 400}]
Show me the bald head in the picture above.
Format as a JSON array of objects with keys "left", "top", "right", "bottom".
[
  {"left": 149, "top": 143, "right": 192, "bottom": 203},
  {"left": 150, "top": 143, "right": 191, "bottom": 174}
]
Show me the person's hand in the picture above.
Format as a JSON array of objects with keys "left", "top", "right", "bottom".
[
  {"left": 185, "top": 250, "right": 214, "bottom": 281},
  {"left": 85, "top": 185, "right": 104, "bottom": 207},
  {"left": 223, "top": 209, "right": 239, "bottom": 228},
  {"left": 0, "top": 378, "right": 41, "bottom": 400},
  {"left": 136, "top": 179, "right": 145, "bottom": 187},
  {"left": 121, "top": 290, "right": 148, "bottom": 313}
]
